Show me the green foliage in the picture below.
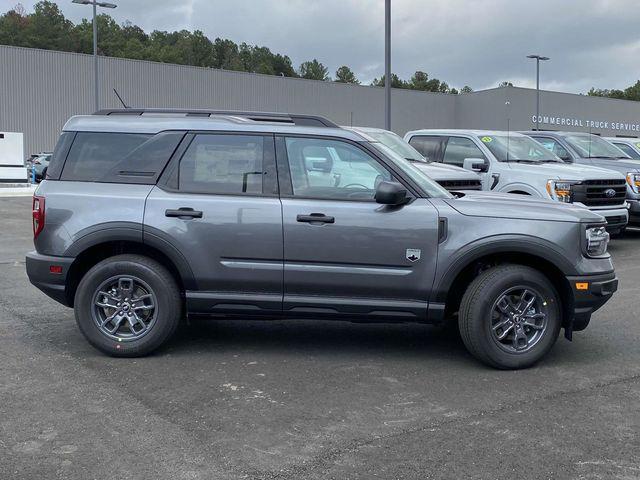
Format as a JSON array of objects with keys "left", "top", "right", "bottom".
[
  {"left": 299, "top": 59, "right": 329, "bottom": 80},
  {"left": 588, "top": 82, "right": 640, "bottom": 102},
  {"left": 498, "top": 81, "right": 514, "bottom": 87},
  {"left": 335, "top": 65, "right": 359, "bottom": 84},
  {"left": 0, "top": 1, "right": 297, "bottom": 77},
  {"left": 371, "top": 71, "right": 460, "bottom": 94},
  {"left": 460, "top": 85, "right": 474, "bottom": 93}
]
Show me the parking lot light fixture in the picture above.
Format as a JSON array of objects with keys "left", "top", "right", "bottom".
[
  {"left": 527, "top": 54, "right": 550, "bottom": 131},
  {"left": 72, "top": 0, "right": 118, "bottom": 112}
]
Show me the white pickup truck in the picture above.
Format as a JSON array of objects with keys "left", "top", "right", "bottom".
[{"left": 404, "top": 129, "right": 629, "bottom": 234}]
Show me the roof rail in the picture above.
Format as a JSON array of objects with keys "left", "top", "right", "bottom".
[{"left": 93, "top": 108, "right": 339, "bottom": 128}]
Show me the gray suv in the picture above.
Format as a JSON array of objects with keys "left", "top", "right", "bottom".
[{"left": 26, "top": 109, "right": 618, "bottom": 369}]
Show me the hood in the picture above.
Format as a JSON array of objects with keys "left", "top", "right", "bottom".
[
  {"left": 445, "top": 190, "right": 605, "bottom": 223},
  {"left": 505, "top": 161, "right": 626, "bottom": 181},
  {"left": 412, "top": 162, "right": 481, "bottom": 182},
  {"left": 577, "top": 157, "right": 640, "bottom": 174}
]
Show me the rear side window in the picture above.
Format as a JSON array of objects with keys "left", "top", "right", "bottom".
[
  {"left": 442, "top": 137, "right": 486, "bottom": 167},
  {"left": 45, "top": 131, "right": 75, "bottom": 180},
  {"left": 178, "top": 134, "right": 265, "bottom": 195},
  {"left": 407, "top": 136, "right": 443, "bottom": 161},
  {"left": 60, "top": 132, "right": 184, "bottom": 183}
]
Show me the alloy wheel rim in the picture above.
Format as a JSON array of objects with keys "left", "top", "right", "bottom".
[
  {"left": 490, "top": 286, "right": 549, "bottom": 354},
  {"left": 91, "top": 275, "right": 157, "bottom": 341}
]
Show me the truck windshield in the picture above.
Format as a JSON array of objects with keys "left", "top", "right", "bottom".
[
  {"left": 563, "top": 134, "right": 630, "bottom": 159},
  {"left": 370, "top": 142, "right": 452, "bottom": 199},
  {"left": 364, "top": 130, "right": 426, "bottom": 162},
  {"left": 478, "top": 134, "right": 561, "bottom": 162}
]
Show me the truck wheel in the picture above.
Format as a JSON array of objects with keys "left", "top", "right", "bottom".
[
  {"left": 458, "top": 264, "right": 561, "bottom": 369},
  {"left": 74, "top": 254, "right": 182, "bottom": 357}
]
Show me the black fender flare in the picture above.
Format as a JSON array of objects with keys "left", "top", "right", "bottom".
[
  {"left": 432, "top": 235, "right": 576, "bottom": 304},
  {"left": 63, "top": 222, "right": 197, "bottom": 290}
]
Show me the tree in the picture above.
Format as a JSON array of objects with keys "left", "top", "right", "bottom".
[
  {"left": 335, "top": 65, "right": 359, "bottom": 84},
  {"left": 498, "top": 81, "right": 514, "bottom": 87},
  {"left": 299, "top": 59, "right": 329, "bottom": 80},
  {"left": 460, "top": 85, "right": 473, "bottom": 93},
  {"left": 371, "top": 73, "right": 406, "bottom": 88}
]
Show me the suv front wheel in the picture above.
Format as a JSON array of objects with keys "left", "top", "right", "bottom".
[
  {"left": 74, "top": 254, "right": 182, "bottom": 357},
  {"left": 458, "top": 264, "right": 561, "bottom": 369}
]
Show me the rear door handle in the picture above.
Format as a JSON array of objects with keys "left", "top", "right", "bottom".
[
  {"left": 296, "top": 213, "right": 335, "bottom": 224},
  {"left": 165, "top": 208, "right": 203, "bottom": 219}
]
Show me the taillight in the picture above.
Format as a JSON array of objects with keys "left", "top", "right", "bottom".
[{"left": 33, "top": 195, "right": 45, "bottom": 239}]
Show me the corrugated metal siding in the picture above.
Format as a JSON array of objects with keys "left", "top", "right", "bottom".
[{"left": 0, "top": 45, "right": 456, "bottom": 156}]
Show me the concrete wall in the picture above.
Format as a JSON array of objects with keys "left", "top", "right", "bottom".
[{"left": 3, "top": 45, "right": 640, "bottom": 157}]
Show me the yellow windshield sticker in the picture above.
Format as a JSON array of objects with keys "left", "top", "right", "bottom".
[
  {"left": 635, "top": 142, "right": 640, "bottom": 149},
  {"left": 481, "top": 136, "right": 493, "bottom": 143}
]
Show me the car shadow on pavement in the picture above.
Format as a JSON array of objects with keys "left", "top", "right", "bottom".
[{"left": 165, "top": 317, "right": 469, "bottom": 361}]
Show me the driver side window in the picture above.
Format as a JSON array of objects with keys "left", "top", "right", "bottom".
[{"left": 284, "top": 137, "right": 394, "bottom": 200}]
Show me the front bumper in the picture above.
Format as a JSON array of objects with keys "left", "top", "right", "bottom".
[
  {"left": 628, "top": 199, "right": 640, "bottom": 226},
  {"left": 566, "top": 272, "right": 618, "bottom": 334},
  {"left": 26, "top": 251, "right": 75, "bottom": 307},
  {"left": 586, "top": 205, "right": 629, "bottom": 232}
]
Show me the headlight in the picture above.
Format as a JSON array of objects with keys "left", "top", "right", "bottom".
[
  {"left": 626, "top": 173, "right": 640, "bottom": 194},
  {"left": 585, "top": 226, "right": 609, "bottom": 257},
  {"left": 546, "top": 180, "right": 576, "bottom": 203}
]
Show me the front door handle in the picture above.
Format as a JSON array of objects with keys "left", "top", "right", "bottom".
[
  {"left": 165, "top": 208, "right": 203, "bottom": 219},
  {"left": 296, "top": 213, "right": 335, "bottom": 224}
]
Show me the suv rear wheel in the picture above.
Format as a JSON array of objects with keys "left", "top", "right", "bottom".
[
  {"left": 74, "top": 254, "right": 182, "bottom": 357},
  {"left": 458, "top": 264, "right": 561, "bottom": 369}
]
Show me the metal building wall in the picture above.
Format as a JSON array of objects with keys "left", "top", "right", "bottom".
[{"left": 0, "top": 45, "right": 456, "bottom": 156}]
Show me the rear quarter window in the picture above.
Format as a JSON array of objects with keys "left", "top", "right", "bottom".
[{"left": 60, "top": 131, "right": 184, "bottom": 183}]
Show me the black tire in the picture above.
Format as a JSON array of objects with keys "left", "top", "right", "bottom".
[
  {"left": 458, "top": 264, "right": 561, "bottom": 369},
  {"left": 74, "top": 254, "right": 182, "bottom": 357}
]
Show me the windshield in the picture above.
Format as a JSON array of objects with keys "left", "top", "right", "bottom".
[
  {"left": 478, "top": 134, "right": 561, "bottom": 162},
  {"left": 563, "top": 134, "right": 630, "bottom": 159},
  {"left": 371, "top": 142, "right": 452, "bottom": 198},
  {"left": 364, "top": 130, "right": 425, "bottom": 162}
]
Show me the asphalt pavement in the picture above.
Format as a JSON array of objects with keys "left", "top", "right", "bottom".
[{"left": 1, "top": 196, "right": 638, "bottom": 480}]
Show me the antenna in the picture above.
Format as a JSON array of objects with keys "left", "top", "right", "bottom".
[{"left": 113, "top": 88, "right": 129, "bottom": 109}]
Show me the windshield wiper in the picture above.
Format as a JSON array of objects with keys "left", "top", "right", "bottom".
[{"left": 503, "top": 159, "right": 540, "bottom": 163}]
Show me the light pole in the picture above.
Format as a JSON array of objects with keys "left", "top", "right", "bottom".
[
  {"left": 384, "top": 0, "right": 391, "bottom": 130},
  {"left": 72, "top": 0, "right": 117, "bottom": 112},
  {"left": 527, "top": 54, "right": 549, "bottom": 131}
]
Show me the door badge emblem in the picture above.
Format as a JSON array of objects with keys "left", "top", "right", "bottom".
[{"left": 406, "top": 249, "right": 421, "bottom": 262}]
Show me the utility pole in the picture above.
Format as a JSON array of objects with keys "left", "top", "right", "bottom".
[
  {"left": 527, "top": 54, "right": 549, "bottom": 131},
  {"left": 72, "top": 0, "right": 118, "bottom": 112},
  {"left": 384, "top": 0, "right": 391, "bottom": 130}
]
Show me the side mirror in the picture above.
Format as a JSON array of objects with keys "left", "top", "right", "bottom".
[
  {"left": 375, "top": 181, "right": 408, "bottom": 205},
  {"left": 463, "top": 157, "right": 488, "bottom": 172}
]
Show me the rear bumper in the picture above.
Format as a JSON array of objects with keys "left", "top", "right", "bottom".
[
  {"left": 566, "top": 272, "right": 618, "bottom": 332},
  {"left": 25, "top": 251, "right": 74, "bottom": 307}
]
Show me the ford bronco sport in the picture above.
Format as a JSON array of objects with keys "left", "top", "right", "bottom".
[
  {"left": 26, "top": 109, "right": 618, "bottom": 369},
  {"left": 404, "top": 129, "right": 629, "bottom": 234}
]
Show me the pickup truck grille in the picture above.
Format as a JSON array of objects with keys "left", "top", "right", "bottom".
[
  {"left": 437, "top": 179, "right": 482, "bottom": 191},
  {"left": 571, "top": 179, "right": 627, "bottom": 207}
]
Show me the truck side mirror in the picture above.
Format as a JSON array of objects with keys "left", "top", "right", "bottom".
[
  {"left": 463, "top": 157, "right": 488, "bottom": 172},
  {"left": 375, "top": 181, "right": 408, "bottom": 205}
]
